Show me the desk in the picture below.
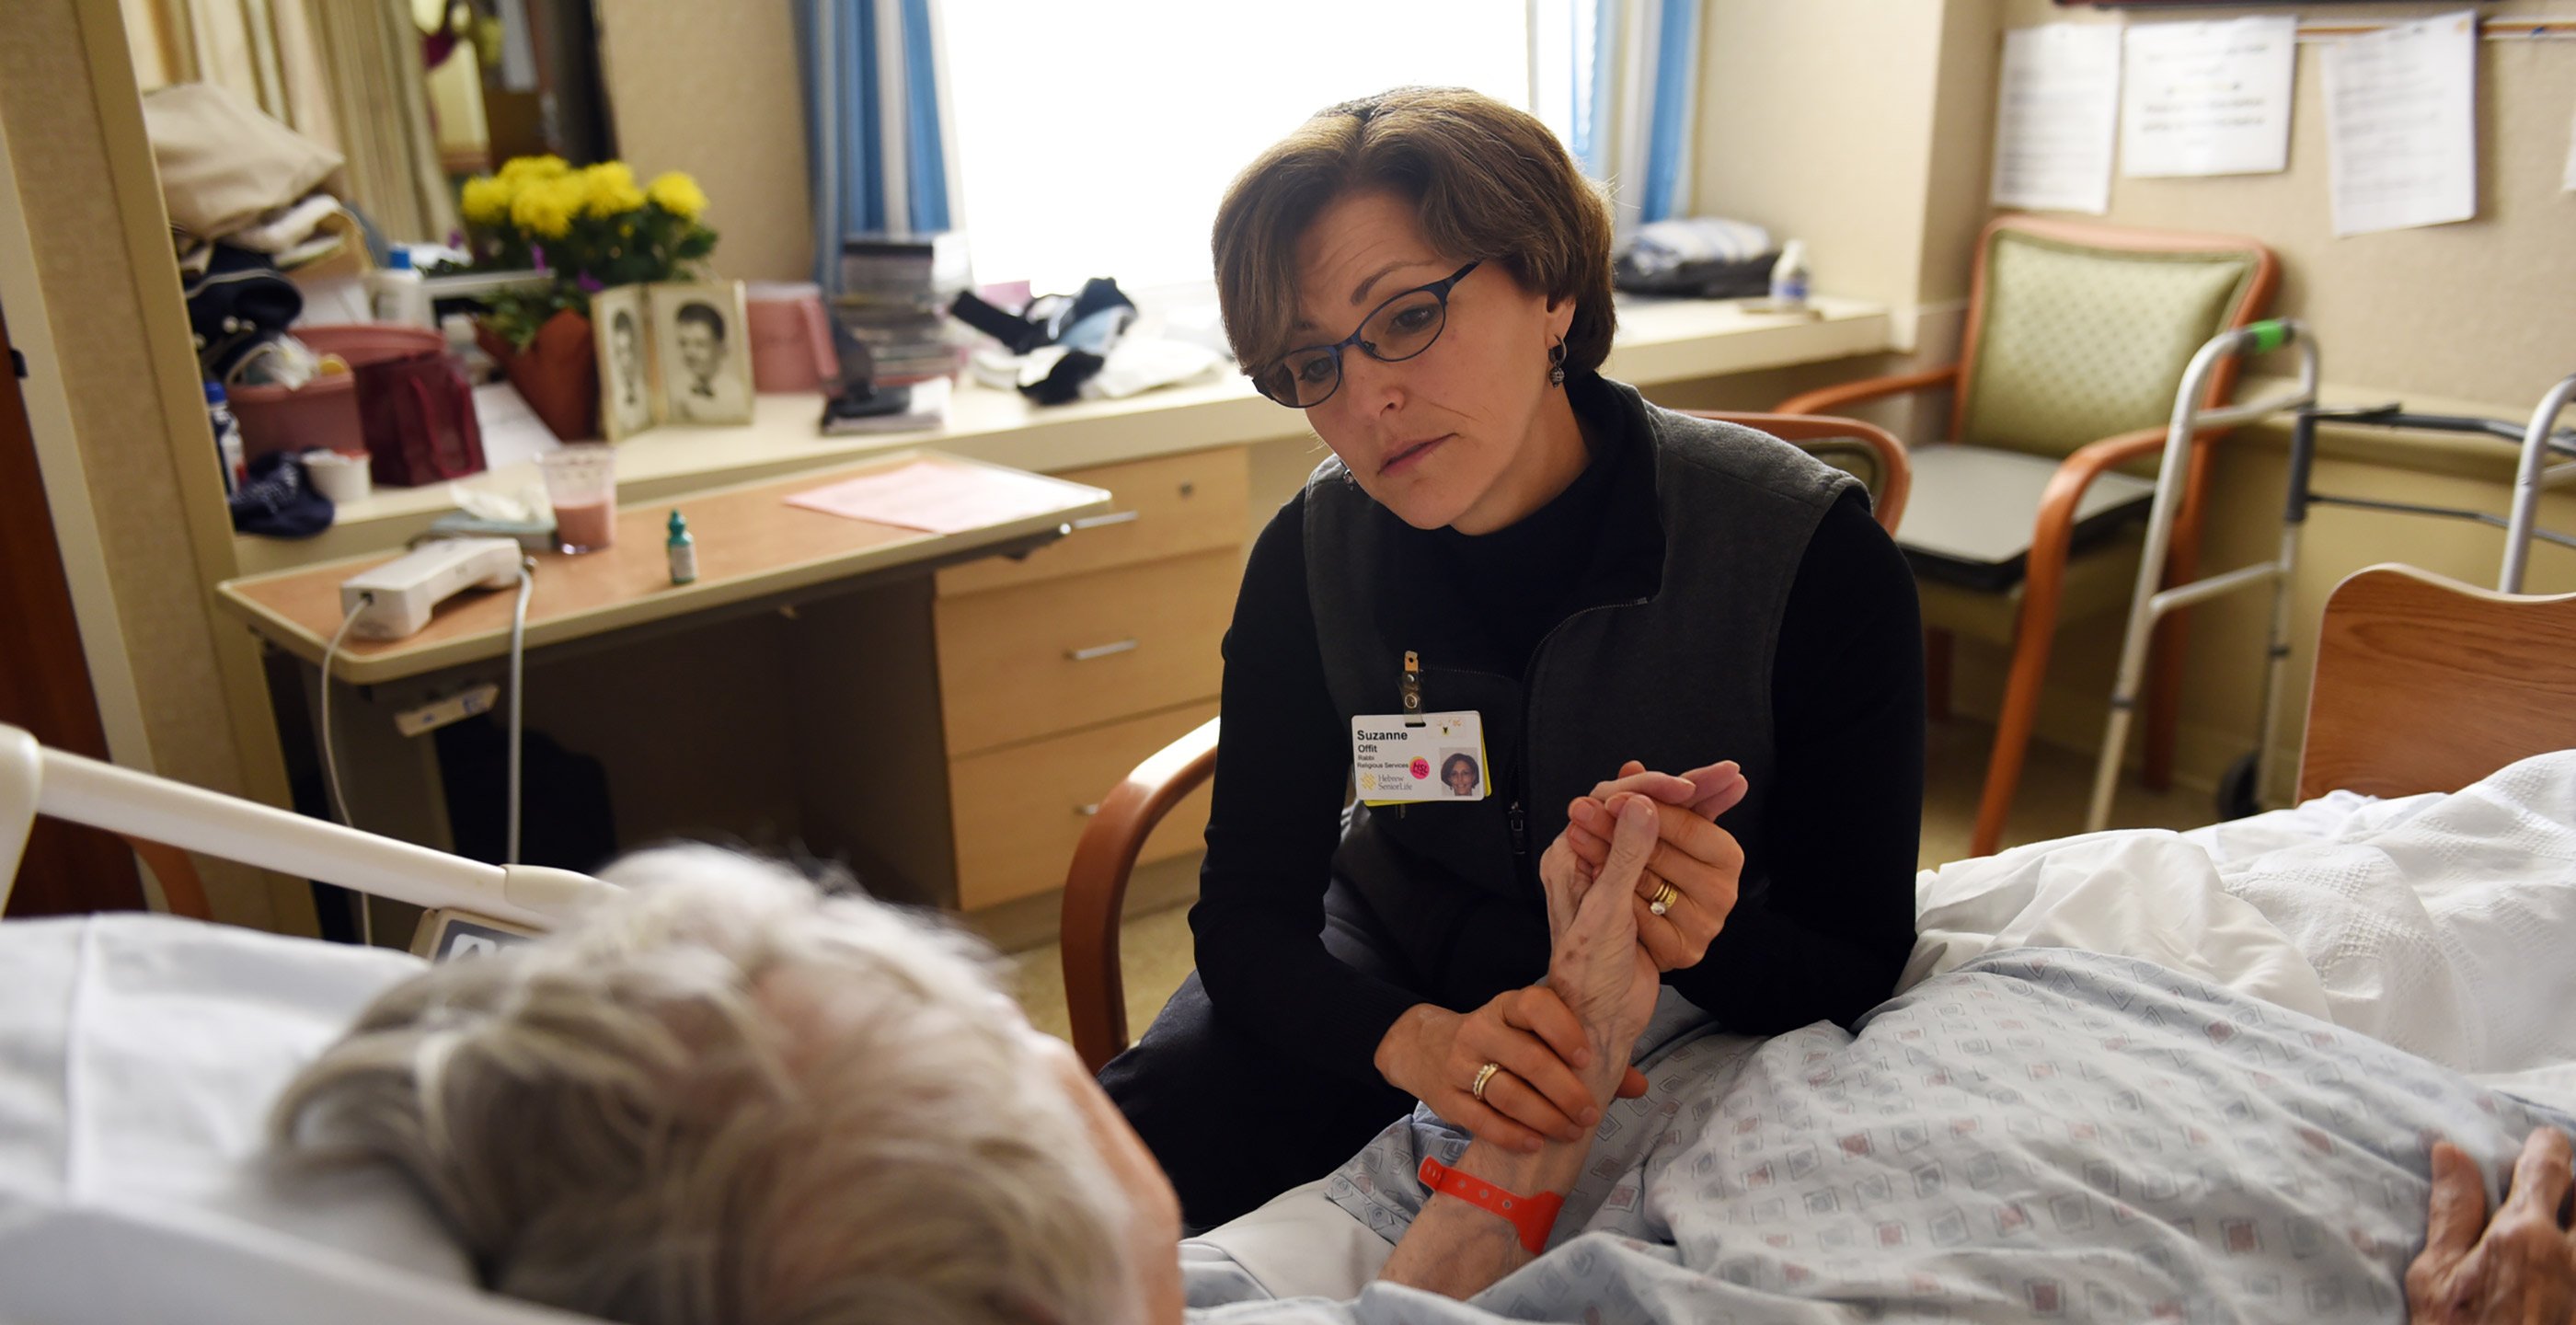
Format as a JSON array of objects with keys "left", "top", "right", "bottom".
[
  {"left": 219, "top": 452, "right": 1107, "bottom": 685},
  {"left": 214, "top": 452, "right": 1112, "bottom": 927}
]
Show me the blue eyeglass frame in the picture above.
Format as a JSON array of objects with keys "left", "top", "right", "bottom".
[{"left": 1257, "top": 259, "right": 1482, "bottom": 409}]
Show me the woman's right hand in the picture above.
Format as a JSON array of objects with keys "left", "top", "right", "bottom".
[{"left": 1374, "top": 987, "right": 1609, "bottom": 1153}]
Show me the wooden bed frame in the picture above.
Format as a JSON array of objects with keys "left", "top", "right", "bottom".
[{"left": 1059, "top": 562, "right": 2576, "bottom": 1072}]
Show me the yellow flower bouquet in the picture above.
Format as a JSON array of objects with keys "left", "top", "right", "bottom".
[{"left": 456, "top": 156, "right": 719, "bottom": 351}]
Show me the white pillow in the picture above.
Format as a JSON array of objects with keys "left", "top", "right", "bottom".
[{"left": 0, "top": 913, "right": 577, "bottom": 1323}]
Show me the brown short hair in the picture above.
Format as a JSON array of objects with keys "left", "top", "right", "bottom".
[{"left": 1212, "top": 86, "right": 1617, "bottom": 383}]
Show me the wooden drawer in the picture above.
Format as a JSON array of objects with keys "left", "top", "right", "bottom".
[
  {"left": 935, "top": 446, "right": 1248, "bottom": 596},
  {"left": 949, "top": 700, "right": 1220, "bottom": 910},
  {"left": 934, "top": 547, "right": 1236, "bottom": 755}
]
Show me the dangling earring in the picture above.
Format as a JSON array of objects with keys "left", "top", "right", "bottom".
[{"left": 1547, "top": 339, "right": 1568, "bottom": 387}]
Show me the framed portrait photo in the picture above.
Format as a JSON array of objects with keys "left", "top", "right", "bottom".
[
  {"left": 591, "top": 283, "right": 659, "bottom": 442},
  {"left": 649, "top": 280, "right": 754, "bottom": 427}
]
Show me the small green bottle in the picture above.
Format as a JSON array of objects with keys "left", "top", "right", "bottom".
[{"left": 666, "top": 509, "right": 697, "bottom": 585}]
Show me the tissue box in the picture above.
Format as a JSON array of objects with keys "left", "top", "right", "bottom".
[{"left": 429, "top": 512, "right": 555, "bottom": 552}]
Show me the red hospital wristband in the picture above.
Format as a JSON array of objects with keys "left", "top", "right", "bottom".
[{"left": 1418, "top": 1155, "right": 1566, "bottom": 1255}]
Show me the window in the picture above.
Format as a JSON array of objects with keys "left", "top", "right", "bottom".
[{"left": 944, "top": 1, "right": 1534, "bottom": 296}]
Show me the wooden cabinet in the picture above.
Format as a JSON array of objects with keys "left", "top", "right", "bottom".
[
  {"left": 933, "top": 446, "right": 1247, "bottom": 911},
  {"left": 949, "top": 700, "right": 1220, "bottom": 909}
]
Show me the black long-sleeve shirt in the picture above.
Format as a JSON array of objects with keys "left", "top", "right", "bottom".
[{"left": 1191, "top": 405, "right": 1925, "bottom": 1082}]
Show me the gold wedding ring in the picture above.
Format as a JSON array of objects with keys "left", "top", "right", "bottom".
[
  {"left": 1649, "top": 881, "right": 1681, "bottom": 916},
  {"left": 1470, "top": 1061, "right": 1501, "bottom": 1101}
]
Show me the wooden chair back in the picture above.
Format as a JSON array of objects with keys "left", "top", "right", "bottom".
[
  {"left": 2299, "top": 564, "right": 2576, "bottom": 801},
  {"left": 1687, "top": 411, "right": 1910, "bottom": 533}
]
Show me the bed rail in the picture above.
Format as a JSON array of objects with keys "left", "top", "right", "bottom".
[{"left": 0, "top": 723, "right": 609, "bottom": 929}]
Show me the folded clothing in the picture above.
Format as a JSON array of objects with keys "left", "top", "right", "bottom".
[
  {"left": 141, "top": 83, "right": 343, "bottom": 241},
  {"left": 187, "top": 245, "right": 305, "bottom": 380},
  {"left": 225, "top": 193, "right": 347, "bottom": 255},
  {"left": 228, "top": 451, "right": 334, "bottom": 538}
]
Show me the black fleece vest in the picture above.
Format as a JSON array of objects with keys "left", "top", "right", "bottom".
[{"left": 1301, "top": 378, "right": 1858, "bottom": 1006}]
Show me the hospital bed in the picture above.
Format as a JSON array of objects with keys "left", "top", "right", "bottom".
[{"left": 0, "top": 562, "right": 2571, "bottom": 1322}]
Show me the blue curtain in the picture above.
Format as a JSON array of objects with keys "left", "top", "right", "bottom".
[
  {"left": 1567, "top": 0, "right": 1701, "bottom": 233},
  {"left": 799, "top": 0, "right": 955, "bottom": 291}
]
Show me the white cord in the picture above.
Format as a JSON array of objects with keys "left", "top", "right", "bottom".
[
  {"left": 320, "top": 559, "right": 534, "bottom": 937},
  {"left": 319, "top": 594, "right": 371, "bottom": 947},
  {"left": 506, "top": 558, "right": 535, "bottom": 865}
]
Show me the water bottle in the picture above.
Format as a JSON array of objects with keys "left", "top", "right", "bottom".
[
  {"left": 367, "top": 248, "right": 432, "bottom": 327},
  {"left": 1768, "top": 239, "right": 1811, "bottom": 312},
  {"left": 205, "top": 381, "right": 246, "bottom": 496}
]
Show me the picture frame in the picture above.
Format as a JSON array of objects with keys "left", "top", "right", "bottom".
[
  {"left": 591, "top": 283, "right": 659, "bottom": 442},
  {"left": 648, "top": 280, "right": 754, "bottom": 427}
]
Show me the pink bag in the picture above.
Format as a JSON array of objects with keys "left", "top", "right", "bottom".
[{"left": 355, "top": 351, "right": 485, "bottom": 488}]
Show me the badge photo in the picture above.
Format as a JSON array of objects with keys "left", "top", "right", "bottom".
[{"left": 1351, "top": 711, "right": 1489, "bottom": 803}]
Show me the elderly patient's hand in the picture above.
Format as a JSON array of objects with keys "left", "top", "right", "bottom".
[
  {"left": 2408, "top": 1128, "right": 2576, "bottom": 1325},
  {"left": 1542, "top": 794, "right": 1667, "bottom": 1056},
  {"left": 1548, "top": 760, "right": 1748, "bottom": 973}
]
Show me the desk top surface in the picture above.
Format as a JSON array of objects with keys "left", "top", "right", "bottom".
[{"left": 216, "top": 451, "right": 1110, "bottom": 685}]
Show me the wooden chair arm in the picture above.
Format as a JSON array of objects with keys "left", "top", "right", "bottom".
[
  {"left": 1681, "top": 411, "right": 1911, "bottom": 533},
  {"left": 2016, "top": 422, "right": 2225, "bottom": 642},
  {"left": 1062, "top": 716, "right": 1221, "bottom": 1073},
  {"left": 1776, "top": 365, "right": 1958, "bottom": 419}
]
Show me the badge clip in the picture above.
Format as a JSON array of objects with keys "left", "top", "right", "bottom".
[{"left": 1401, "top": 650, "right": 1425, "bottom": 728}]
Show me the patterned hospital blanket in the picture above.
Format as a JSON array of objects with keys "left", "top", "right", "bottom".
[{"left": 1187, "top": 948, "right": 2575, "bottom": 1323}]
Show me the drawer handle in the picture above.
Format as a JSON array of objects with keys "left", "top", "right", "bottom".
[
  {"left": 1066, "top": 510, "right": 1141, "bottom": 532},
  {"left": 1066, "top": 639, "right": 1139, "bottom": 662},
  {"left": 1076, "top": 803, "right": 1100, "bottom": 817}
]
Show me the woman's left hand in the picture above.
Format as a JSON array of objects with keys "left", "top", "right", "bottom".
[{"left": 1558, "top": 761, "right": 1747, "bottom": 973}]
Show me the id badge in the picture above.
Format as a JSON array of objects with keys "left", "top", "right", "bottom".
[{"left": 1352, "top": 711, "right": 1489, "bottom": 803}]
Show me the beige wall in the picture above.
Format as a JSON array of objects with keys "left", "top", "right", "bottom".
[
  {"left": 2, "top": 0, "right": 312, "bottom": 929},
  {"left": 1693, "top": 1, "right": 2001, "bottom": 328},
  {"left": 1998, "top": 0, "right": 2576, "bottom": 411},
  {"left": 1688, "top": 0, "right": 2001, "bottom": 444},
  {"left": 595, "top": 0, "right": 814, "bottom": 284}
]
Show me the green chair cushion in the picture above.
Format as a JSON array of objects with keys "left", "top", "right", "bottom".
[{"left": 1960, "top": 228, "right": 2260, "bottom": 462}]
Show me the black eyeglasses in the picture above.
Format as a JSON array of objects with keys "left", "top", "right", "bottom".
[{"left": 1252, "top": 260, "right": 1480, "bottom": 409}]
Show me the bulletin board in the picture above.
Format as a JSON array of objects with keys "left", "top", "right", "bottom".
[{"left": 2053, "top": 2, "right": 2483, "bottom": 6}]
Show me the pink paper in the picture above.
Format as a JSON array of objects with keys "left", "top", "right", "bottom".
[{"left": 784, "top": 458, "right": 1080, "bottom": 535}]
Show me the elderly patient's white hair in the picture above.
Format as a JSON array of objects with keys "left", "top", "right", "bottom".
[{"left": 273, "top": 847, "right": 1133, "bottom": 1325}]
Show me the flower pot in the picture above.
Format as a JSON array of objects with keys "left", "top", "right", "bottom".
[
  {"left": 229, "top": 323, "right": 446, "bottom": 460},
  {"left": 477, "top": 308, "right": 599, "bottom": 442}
]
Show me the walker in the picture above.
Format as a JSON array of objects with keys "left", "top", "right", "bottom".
[{"left": 2083, "top": 321, "right": 2576, "bottom": 830}]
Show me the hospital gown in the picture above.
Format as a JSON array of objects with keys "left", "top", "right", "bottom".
[{"left": 1183, "top": 948, "right": 2576, "bottom": 1324}]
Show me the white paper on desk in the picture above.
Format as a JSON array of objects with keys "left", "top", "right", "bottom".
[
  {"left": 1991, "top": 23, "right": 2123, "bottom": 213},
  {"left": 473, "top": 381, "right": 561, "bottom": 470},
  {"left": 784, "top": 457, "right": 1076, "bottom": 535},
  {"left": 2121, "top": 17, "right": 2296, "bottom": 178},
  {"left": 2320, "top": 11, "right": 2478, "bottom": 236}
]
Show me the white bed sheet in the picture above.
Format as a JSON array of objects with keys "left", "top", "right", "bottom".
[{"left": 1910, "top": 749, "right": 2576, "bottom": 1110}]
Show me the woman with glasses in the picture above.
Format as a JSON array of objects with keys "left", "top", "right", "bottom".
[{"left": 1100, "top": 87, "right": 1926, "bottom": 1229}]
